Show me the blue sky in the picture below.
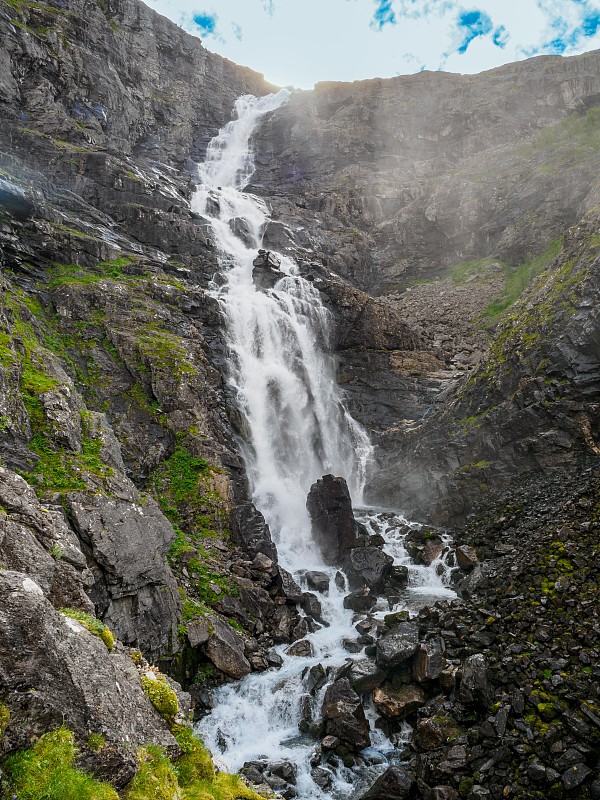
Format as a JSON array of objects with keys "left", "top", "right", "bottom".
[{"left": 145, "top": 0, "right": 600, "bottom": 88}]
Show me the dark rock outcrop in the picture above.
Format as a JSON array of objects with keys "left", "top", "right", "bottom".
[
  {"left": 306, "top": 474, "right": 358, "bottom": 565},
  {"left": 321, "top": 679, "right": 370, "bottom": 751}
]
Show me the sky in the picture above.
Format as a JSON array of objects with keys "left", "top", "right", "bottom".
[{"left": 144, "top": 0, "right": 600, "bottom": 88}]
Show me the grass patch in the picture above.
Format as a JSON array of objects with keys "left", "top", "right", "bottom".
[
  {"left": 1, "top": 727, "right": 118, "bottom": 800},
  {"left": 482, "top": 237, "right": 563, "bottom": 320},
  {"left": 140, "top": 674, "right": 179, "bottom": 723}
]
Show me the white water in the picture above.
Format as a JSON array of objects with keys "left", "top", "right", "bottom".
[{"left": 191, "top": 94, "right": 456, "bottom": 799}]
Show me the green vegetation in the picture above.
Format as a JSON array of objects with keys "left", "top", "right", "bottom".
[
  {"left": 482, "top": 237, "right": 563, "bottom": 320},
  {"left": 136, "top": 326, "right": 197, "bottom": 378},
  {"left": 86, "top": 734, "right": 107, "bottom": 752},
  {"left": 0, "top": 703, "right": 10, "bottom": 737},
  {"left": 141, "top": 673, "right": 179, "bottom": 722},
  {"left": 48, "top": 258, "right": 138, "bottom": 289},
  {"left": 1, "top": 727, "right": 119, "bottom": 800},
  {"left": 171, "top": 725, "right": 214, "bottom": 785},
  {"left": 60, "top": 609, "right": 115, "bottom": 651},
  {"left": 448, "top": 256, "right": 501, "bottom": 286},
  {"left": 520, "top": 106, "right": 600, "bottom": 174},
  {"left": 123, "top": 745, "right": 179, "bottom": 800}
]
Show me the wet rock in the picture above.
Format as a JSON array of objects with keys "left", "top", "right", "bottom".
[
  {"left": 373, "top": 684, "right": 425, "bottom": 719},
  {"left": 303, "top": 662, "right": 327, "bottom": 694},
  {"left": 344, "top": 587, "right": 377, "bottom": 613},
  {"left": 301, "top": 592, "right": 324, "bottom": 622},
  {"left": 376, "top": 622, "right": 419, "bottom": 669},
  {"left": 285, "top": 639, "right": 314, "bottom": 658},
  {"left": 0, "top": 570, "right": 176, "bottom": 786},
  {"left": 267, "top": 648, "right": 284, "bottom": 668},
  {"left": 311, "top": 766, "right": 333, "bottom": 790},
  {"left": 186, "top": 617, "right": 212, "bottom": 648},
  {"left": 413, "top": 642, "right": 446, "bottom": 683},
  {"left": 421, "top": 537, "right": 444, "bottom": 566},
  {"left": 347, "top": 546, "right": 394, "bottom": 591},
  {"left": 342, "top": 638, "right": 363, "bottom": 653},
  {"left": 230, "top": 503, "right": 278, "bottom": 563},
  {"left": 348, "top": 659, "right": 387, "bottom": 693},
  {"left": 321, "top": 679, "right": 371, "bottom": 750},
  {"left": 305, "top": 570, "right": 330, "bottom": 592},
  {"left": 205, "top": 619, "right": 251, "bottom": 679},
  {"left": 383, "top": 610, "right": 410, "bottom": 627},
  {"left": 278, "top": 567, "right": 304, "bottom": 602},
  {"left": 425, "top": 788, "right": 459, "bottom": 800},
  {"left": 459, "top": 653, "right": 492, "bottom": 706},
  {"left": 252, "top": 552, "right": 274, "bottom": 572},
  {"left": 307, "top": 474, "right": 358, "bottom": 565},
  {"left": 322, "top": 735, "right": 339, "bottom": 749},
  {"left": 252, "top": 250, "right": 283, "bottom": 290},
  {"left": 562, "top": 764, "right": 592, "bottom": 791},
  {"left": 357, "top": 766, "right": 415, "bottom": 800},
  {"left": 335, "top": 571, "right": 346, "bottom": 590},
  {"left": 456, "top": 545, "right": 479, "bottom": 570}
]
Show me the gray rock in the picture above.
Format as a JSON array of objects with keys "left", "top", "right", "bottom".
[
  {"left": 348, "top": 659, "right": 387, "bottom": 693},
  {"left": 413, "top": 642, "right": 446, "bottom": 682},
  {"left": 253, "top": 250, "right": 283, "bottom": 290},
  {"left": 321, "top": 679, "right": 371, "bottom": 750},
  {"left": 343, "top": 587, "right": 377, "bottom": 613},
  {"left": 562, "top": 764, "right": 592, "bottom": 791},
  {"left": 456, "top": 545, "right": 479, "bottom": 570},
  {"left": 278, "top": 567, "right": 304, "bottom": 602},
  {"left": 373, "top": 684, "right": 425, "bottom": 719},
  {"left": 459, "top": 653, "right": 493, "bottom": 706},
  {"left": 357, "top": 766, "right": 415, "bottom": 800},
  {"left": 347, "top": 546, "right": 394, "bottom": 591},
  {"left": 285, "top": 639, "right": 314, "bottom": 658},
  {"left": 376, "top": 622, "right": 419, "bottom": 669},
  {"left": 0, "top": 570, "right": 176, "bottom": 787},
  {"left": 68, "top": 475, "right": 180, "bottom": 660},
  {"left": 186, "top": 617, "right": 212, "bottom": 648},
  {"left": 205, "top": 619, "right": 251, "bottom": 679},
  {"left": 305, "top": 571, "right": 330, "bottom": 592}
]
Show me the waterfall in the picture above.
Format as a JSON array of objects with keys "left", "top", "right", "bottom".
[
  {"left": 192, "top": 90, "right": 372, "bottom": 568},
  {"left": 191, "top": 93, "right": 455, "bottom": 800}
]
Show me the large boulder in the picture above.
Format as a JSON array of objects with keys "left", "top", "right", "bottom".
[
  {"left": 0, "top": 570, "right": 176, "bottom": 787},
  {"left": 373, "top": 684, "right": 425, "bottom": 719},
  {"left": 67, "top": 473, "right": 180, "bottom": 660},
  {"left": 376, "top": 622, "right": 419, "bottom": 669},
  {"left": 348, "top": 659, "right": 388, "bottom": 693},
  {"left": 252, "top": 250, "right": 283, "bottom": 290},
  {"left": 458, "top": 654, "right": 493, "bottom": 705},
  {"left": 230, "top": 502, "right": 278, "bottom": 562},
  {"left": 205, "top": 618, "right": 252, "bottom": 679},
  {"left": 321, "top": 678, "right": 371, "bottom": 750},
  {"left": 357, "top": 766, "right": 415, "bottom": 800},
  {"left": 306, "top": 474, "right": 359, "bottom": 565},
  {"left": 347, "top": 546, "right": 394, "bottom": 591}
]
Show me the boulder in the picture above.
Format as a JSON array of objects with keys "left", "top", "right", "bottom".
[
  {"left": 285, "top": 639, "right": 314, "bottom": 658},
  {"left": 230, "top": 502, "right": 278, "bottom": 562},
  {"left": 0, "top": 570, "right": 176, "bottom": 787},
  {"left": 347, "top": 547, "right": 394, "bottom": 591},
  {"left": 252, "top": 250, "right": 283, "bottom": 290},
  {"left": 301, "top": 592, "right": 324, "bottom": 622},
  {"left": 205, "top": 619, "right": 251, "bottom": 679},
  {"left": 321, "top": 679, "right": 371, "bottom": 750},
  {"left": 458, "top": 653, "right": 492, "bottom": 705},
  {"left": 67, "top": 476, "right": 180, "bottom": 660},
  {"left": 186, "top": 617, "right": 212, "bottom": 648},
  {"left": 305, "top": 570, "right": 330, "bottom": 592},
  {"left": 344, "top": 587, "right": 377, "bottom": 613},
  {"left": 357, "top": 766, "right": 415, "bottom": 800},
  {"left": 412, "top": 642, "right": 446, "bottom": 683},
  {"left": 306, "top": 474, "right": 358, "bottom": 565},
  {"left": 421, "top": 537, "right": 444, "bottom": 566},
  {"left": 376, "top": 622, "right": 419, "bottom": 669},
  {"left": 373, "top": 684, "right": 425, "bottom": 719},
  {"left": 277, "top": 567, "right": 304, "bottom": 602},
  {"left": 348, "top": 659, "right": 387, "bottom": 693},
  {"left": 456, "top": 545, "right": 479, "bottom": 570}
]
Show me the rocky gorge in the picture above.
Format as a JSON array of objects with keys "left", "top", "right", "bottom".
[{"left": 0, "top": 0, "right": 600, "bottom": 797}]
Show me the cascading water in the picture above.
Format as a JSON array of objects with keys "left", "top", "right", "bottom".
[{"left": 191, "top": 93, "right": 456, "bottom": 799}]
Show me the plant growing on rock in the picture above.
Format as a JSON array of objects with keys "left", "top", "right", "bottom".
[
  {"left": 60, "top": 609, "right": 115, "bottom": 651},
  {"left": 141, "top": 673, "right": 179, "bottom": 722}
]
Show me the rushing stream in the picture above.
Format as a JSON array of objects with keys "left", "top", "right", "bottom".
[{"left": 191, "top": 93, "right": 456, "bottom": 799}]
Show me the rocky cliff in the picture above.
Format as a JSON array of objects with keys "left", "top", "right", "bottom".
[{"left": 1, "top": 0, "right": 600, "bottom": 796}]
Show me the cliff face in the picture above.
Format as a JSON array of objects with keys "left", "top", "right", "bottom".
[{"left": 251, "top": 52, "right": 600, "bottom": 293}]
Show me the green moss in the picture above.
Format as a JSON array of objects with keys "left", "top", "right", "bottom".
[
  {"left": 0, "top": 703, "right": 10, "bottom": 737},
  {"left": 60, "top": 609, "right": 115, "bottom": 651},
  {"left": 86, "top": 734, "right": 106, "bottom": 752},
  {"left": 183, "top": 774, "right": 263, "bottom": 800},
  {"left": 123, "top": 745, "right": 180, "bottom": 800},
  {"left": 137, "top": 327, "right": 197, "bottom": 378},
  {"left": 1, "top": 727, "right": 119, "bottom": 800},
  {"left": 141, "top": 674, "right": 179, "bottom": 722},
  {"left": 171, "top": 725, "right": 214, "bottom": 785}
]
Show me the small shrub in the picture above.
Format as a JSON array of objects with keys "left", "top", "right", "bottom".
[
  {"left": 141, "top": 674, "right": 179, "bottom": 722},
  {"left": 60, "top": 609, "right": 115, "bottom": 651},
  {"left": 86, "top": 733, "right": 106, "bottom": 752}
]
